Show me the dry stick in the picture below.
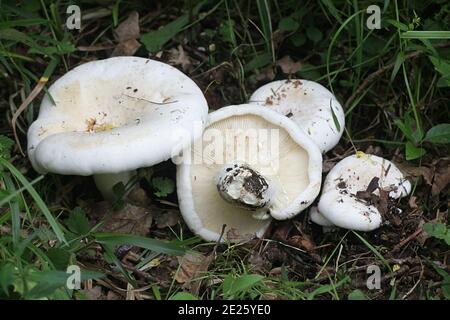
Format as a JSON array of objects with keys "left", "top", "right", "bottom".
[
  {"left": 392, "top": 227, "right": 423, "bottom": 253},
  {"left": 12, "top": 77, "right": 48, "bottom": 156},
  {"left": 344, "top": 41, "right": 450, "bottom": 110}
]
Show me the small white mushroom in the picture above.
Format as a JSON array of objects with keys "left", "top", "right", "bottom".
[
  {"left": 309, "top": 206, "right": 334, "bottom": 227},
  {"left": 28, "top": 57, "right": 208, "bottom": 200},
  {"left": 249, "top": 79, "right": 345, "bottom": 153},
  {"left": 177, "top": 104, "right": 323, "bottom": 242},
  {"left": 310, "top": 153, "right": 411, "bottom": 231}
]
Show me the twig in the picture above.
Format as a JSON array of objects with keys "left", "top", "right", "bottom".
[{"left": 392, "top": 228, "right": 423, "bottom": 253}]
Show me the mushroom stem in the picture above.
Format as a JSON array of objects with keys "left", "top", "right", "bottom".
[
  {"left": 216, "top": 162, "right": 274, "bottom": 220},
  {"left": 93, "top": 170, "right": 136, "bottom": 201}
]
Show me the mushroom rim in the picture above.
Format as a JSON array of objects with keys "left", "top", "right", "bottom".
[
  {"left": 177, "top": 104, "right": 323, "bottom": 243},
  {"left": 248, "top": 79, "right": 346, "bottom": 153},
  {"left": 27, "top": 56, "right": 209, "bottom": 201},
  {"left": 314, "top": 153, "right": 412, "bottom": 231}
]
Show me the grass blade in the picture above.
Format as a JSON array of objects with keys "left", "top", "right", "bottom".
[
  {"left": 0, "top": 158, "right": 67, "bottom": 244},
  {"left": 95, "top": 233, "right": 186, "bottom": 256}
]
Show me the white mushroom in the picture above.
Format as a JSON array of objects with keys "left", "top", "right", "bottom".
[
  {"left": 311, "top": 153, "right": 411, "bottom": 231},
  {"left": 309, "top": 206, "right": 334, "bottom": 227},
  {"left": 176, "top": 104, "right": 322, "bottom": 242},
  {"left": 249, "top": 79, "right": 345, "bottom": 153},
  {"left": 309, "top": 206, "right": 337, "bottom": 233},
  {"left": 28, "top": 57, "right": 208, "bottom": 200}
]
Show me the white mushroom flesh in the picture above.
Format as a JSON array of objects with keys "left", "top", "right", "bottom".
[{"left": 316, "top": 153, "right": 411, "bottom": 231}]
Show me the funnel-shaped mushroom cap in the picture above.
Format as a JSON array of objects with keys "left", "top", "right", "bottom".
[
  {"left": 316, "top": 153, "right": 411, "bottom": 231},
  {"left": 250, "top": 79, "right": 345, "bottom": 153},
  {"left": 28, "top": 57, "right": 208, "bottom": 176},
  {"left": 177, "top": 104, "right": 322, "bottom": 242}
]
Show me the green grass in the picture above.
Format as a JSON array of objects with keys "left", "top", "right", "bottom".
[{"left": 0, "top": 0, "right": 449, "bottom": 300}]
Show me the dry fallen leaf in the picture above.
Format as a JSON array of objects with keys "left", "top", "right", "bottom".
[
  {"left": 106, "top": 291, "right": 121, "bottom": 300},
  {"left": 396, "top": 158, "right": 449, "bottom": 196},
  {"left": 276, "top": 55, "right": 301, "bottom": 75},
  {"left": 409, "top": 196, "right": 418, "bottom": 209},
  {"left": 114, "top": 11, "right": 140, "bottom": 42},
  {"left": 226, "top": 228, "right": 255, "bottom": 242},
  {"left": 168, "top": 45, "right": 193, "bottom": 73},
  {"left": 155, "top": 210, "right": 180, "bottom": 229},
  {"left": 127, "top": 187, "right": 150, "bottom": 207},
  {"left": 288, "top": 235, "right": 315, "bottom": 252},
  {"left": 272, "top": 221, "right": 293, "bottom": 242},
  {"left": 248, "top": 250, "right": 271, "bottom": 273},
  {"left": 255, "top": 66, "right": 275, "bottom": 82},
  {"left": 111, "top": 11, "right": 141, "bottom": 57},
  {"left": 322, "top": 159, "right": 337, "bottom": 173},
  {"left": 111, "top": 39, "right": 141, "bottom": 57},
  {"left": 175, "top": 253, "right": 206, "bottom": 284},
  {"left": 99, "top": 203, "right": 152, "bottom": 236},
  {"left": 395, "top": 162, "right": 434, "bottom": 186},
  {"left": 80, "top": 286, "right": 103, "bottom": 300},
  {"left": 432, "top": 158, "right": 450, "bottom": 196},
  {"left": 176, "top": 251, "right": 215, "bottom": 295}
]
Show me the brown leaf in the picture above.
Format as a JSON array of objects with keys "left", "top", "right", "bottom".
[
  {"left": 247, "top": 250, "right": 270, "bottom": 273},
  {"left": 272, "top": 221, "right": 292, "bottom": 241},
  {"left": 366, "top": 177, "right": 380, "bottom": 193},
  {"left": 175, "top": 253, "right": 206, "bottom": 284},
  {"left": 395, "top": 162, "right": 433, "bottom": 185},
  {"left": 322, "top": 159, "right": 337, "bottom": 173},
  {"left": 432, "top": 159, "right": 450, "bottom": 196},
  {"left": 106, "top": 291, "right": 121, "bottom": 300},
  {"left": 99, "top": 203, "right": 152, "bottom": 236},
  {"left": 168, "top": 45, "right": 194, "bottom": 73},
  {"left": 111, "top": 39, "right": 141, "bottom": 57},
  {"left": 226, "top": 228, "right": 255, "bottom": 242},
  {"left": 415, "top": 219, "right": 429, "bottom": 245},
  {"left": 276, "top": 55, "right": 301, "bottom": 74},
  {"left": 114, "top": 11, "right": 140, "bottom": 42},
  {"left": 255, "top": 66, "right": 275, "bottom": 82},
  {"left": 81, "top": 286, "right": 103, "bottom": 300},
  {"left": 288, "top": 235, "right": 315, "bottom": 252},
  {"left": 127, "top": 187, "right": 150, "bottom": 207},
  {"left": 408, "top": 196, "right": 418, "bottom": 209},
  {"left": 155, "top": 210, "right": 180, "bottom": 229},
  {"left": 376, "top": 188, "right": 389, "bottom": 219}
]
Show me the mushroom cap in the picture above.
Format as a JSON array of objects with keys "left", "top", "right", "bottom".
[
  {"left": 317, "top": 153, "right": 411, "bottom": 231},
  {"left": 28, "top": 57, "right": 208, "bottom": 176},
  {"left": 177, "top": 104, "right": 322, "bottom": 242},
  {"left": 249, "top": 79, "right": 345, "bottom": 153},
  {"left": 309, "top": 206, "right": 334, "bottom": 227}
]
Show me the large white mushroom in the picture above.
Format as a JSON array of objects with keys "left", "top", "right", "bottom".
[
  {"left": 310, "top": 153, "right": 411, "bottom": 231},
  {"left": 28, "top": 57, "right": 208, "bottom": 200},
  {"left": 249, "top": 79, "right": 345, "bottom": 153},
  {"left": 176, "top": 104, "right": 323, "bottom": 242}
]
